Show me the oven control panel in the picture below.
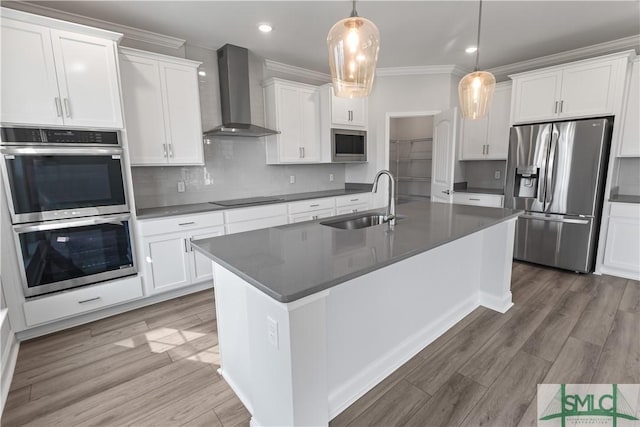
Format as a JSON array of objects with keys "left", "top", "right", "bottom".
[{"left": 0, "top": 127, "right": 119, "bottom": 145}]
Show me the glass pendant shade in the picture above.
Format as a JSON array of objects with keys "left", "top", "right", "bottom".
[
  {"left": 327, "top": 15, "right": 380, "bottom": 98},
  {"left": 458, "top": 70, "right": 496, "bottom": 119}
]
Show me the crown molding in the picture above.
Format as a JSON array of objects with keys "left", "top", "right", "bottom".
[
  {"left": 1, "top": 1, "right": 185, "bottom": 49},
  {"left": 376, "top": 65, "right": 468, "bottom": 78},
  {"left": 490, "top": 35, "right": 640, "bottom": 80},
  {"left": 263, "top": 59, "right": 331, "bottom": 84}
]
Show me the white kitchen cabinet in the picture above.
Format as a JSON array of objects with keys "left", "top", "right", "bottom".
[
  {"left": 225, "top": 204, "right": 289, "bottom": 234},
  {"left": 288, "top": 198, "right": 336, "bottom": 223},
  {"left": 337, "top": 204, "right": 370, "bottom": 215},
  {"left": 602, "top": 203, "right": 640, "bottom": 280},
  {"left": 139, "top": 212, "right": 225, "bottom": 294},
  {"left": 510, "top": 52, "right": 632, "bottom": 124},
  {"left": 618, "top": 59, "right": 640, "bottom": 157},
  {"left": 120, "top": 48, "right": 203, "bottom": 166},
  {"left": 289, "top": 209, "right": 335, "bottom": 223},
  {"left": 1, "top": 10, "right": 123, "bottom": 128},
  {"left": 335, "top": 193, "right": 372, "bottom": 215},
  {"left": 452, "top": 192, "right": 503, "bottom": 208},
  {"left": 460, "top": 82, "right": 511, "bottom": 160},
  {"left": 264, "top": 78, "right": 321, "bottom": 164},
  {"left": 327, "top": 85, "right": 368, "bottom": 128}
]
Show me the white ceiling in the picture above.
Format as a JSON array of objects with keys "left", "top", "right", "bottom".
[{"left": 18, "top": 1, "right": 640, "bottom": 72}]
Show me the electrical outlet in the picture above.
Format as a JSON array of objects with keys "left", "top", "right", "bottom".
[
  {"left": 289, "top": 175, "right": 295, "bottom": 184},
  {"left": 267, "top": 316, "right": 279, "bottom": 348},
  {"left": 177, "top": 181, "right": 186, "bottom": 192},
  {"left": 494, "top": 170, "right": 501, "bottom": 180},
  {"left": 329, "top": 173, "right": 334, "bottom": 182}
]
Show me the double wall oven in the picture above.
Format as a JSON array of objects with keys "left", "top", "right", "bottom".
[{"left": 1, "top": 127, "right": 136, "bottom": 298}]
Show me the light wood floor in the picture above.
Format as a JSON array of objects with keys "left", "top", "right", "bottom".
[{"left": 3, "top": 262, "right": 639, "bottom": 426}]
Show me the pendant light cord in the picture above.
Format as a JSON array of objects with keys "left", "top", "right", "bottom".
[
  {"left": 474, "top": 0, "right": 483, "bottom": 72},
  {"left": 350, "top": 0, "right": 358, "bottom": 17}
]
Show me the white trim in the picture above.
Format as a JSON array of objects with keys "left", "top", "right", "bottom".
[
  {"left": 119, "top": 46, "right": 202, "bottom": 67},
  {"left": 1, "top": 310, "right": 20, "bottom": 417},
  {"left": 217, "top": 368, "right": 254, "bottom": 415},
  {"left": 377, "top": 65, "right": 468, "bottom": 77},
  {"left": 599, "top": 265, "right": 640, "bottom": 281},
  {"left": 2, "top": 1, "right": 184, "bottom": 49},
  {"left": 263, "top": 59, "right": 331, "bottom": 85},
  {"left": 496, "top": 37, "right": 639, "bottom": 79},
  {"left": 478, "top": 291, "right": 514, "bottom": 314},
  {"left": 327, "top": 293, "right": 478, "bottom": 419}
]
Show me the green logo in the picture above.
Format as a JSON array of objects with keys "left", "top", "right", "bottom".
[{"left": 538, "top": 384, "right": 639, "bottom": 427}]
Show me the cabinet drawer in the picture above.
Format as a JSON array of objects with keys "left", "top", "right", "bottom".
[
  {"left": 23, "top": 276, "right": 143, "bottom": 326},
  {"left": 336, "top": 203, "right": 370, "bottom": 215},
  {"left": 225, "top": 215, "right": 288, "bottom": 234},
  {"left": 224, "top": 204, "right": 287, "bottom": 224},
  {"left": 610, "top": 203, "right": 640, "bottom": 218},
  {"left": 452, "top": 193, "right": 503, "bottom": 208},
  {"left": 289, "top": 208, "right": 335, "bottom": 223},
  {"left": 288, "top": 198, "right": 334, "bottom": 214},
  {"left": 335, "top": 193, "right": 372, "bottom": 207},
  {"left": 139, "top": 211, "right": 224, "bottom": 236}
]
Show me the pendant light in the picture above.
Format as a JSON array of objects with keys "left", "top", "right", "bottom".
[
  {"left": 327, "top": 0, "right": 380, "bottom": 98},
  {"left": 458, "top": 0, "right": 495, "bottom": 119}
]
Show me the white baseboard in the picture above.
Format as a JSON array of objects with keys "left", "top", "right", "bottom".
[
  {"left": 327, "top": 294, "right": 479, "bottom": 419},
  {"left": 478, "top": 291, "right": 514, "bottom": 314},
  {"left": 1, "top": 310, "right": 20, "bottom": 417},
  {"left": 218, "top": 367, "right": 254, "bottom": 415},
  {"left": 598, "top": 266, "right": 640, "bottom": 281}
]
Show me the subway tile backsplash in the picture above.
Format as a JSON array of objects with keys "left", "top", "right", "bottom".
[{"left": 131, "top": 138, "right": 346, "bottom": 209}]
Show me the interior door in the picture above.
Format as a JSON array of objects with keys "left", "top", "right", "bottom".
[{"left": 431, "top": 108, "right": 458, "bottom": 203}]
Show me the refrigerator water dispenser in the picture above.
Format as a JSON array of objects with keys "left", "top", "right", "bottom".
[{"left": 514, "top": 166, "right": 539, "bottom": 198}]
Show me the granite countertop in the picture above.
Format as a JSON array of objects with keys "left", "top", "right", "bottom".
[
  {"left": 609, "top": 195, "right": 640, "bottom": 204},
  {"left": 136, "top": 187, "right": 371, "bottom": 220},
  {"left": 191, "top": 201, "right": 522, "bottom": 303}
]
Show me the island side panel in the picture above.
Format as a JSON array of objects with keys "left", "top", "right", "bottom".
[{"left": 478, "top": 218, "right": 517, "bottom": 313}]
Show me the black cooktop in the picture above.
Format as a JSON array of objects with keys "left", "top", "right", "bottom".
[{"left": 210, "top": 196, "right": 284, "bottom": 207}]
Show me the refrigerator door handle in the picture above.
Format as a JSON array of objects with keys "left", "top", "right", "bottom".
[
  {"left": 545, "top": 128, "right": 559, "bottom": 206},
  {"left": 520, "top": 214, "right": 590, "bottom": 225}
]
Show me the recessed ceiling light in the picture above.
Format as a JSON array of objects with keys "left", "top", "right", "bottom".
[
  {"left": 258, "top": 24, "right": 273, "bottom": 33},
  {"left": 465, "top": 46, "right": 478, "bottom": 54}
]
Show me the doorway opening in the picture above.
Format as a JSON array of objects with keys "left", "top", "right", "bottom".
[{"left": 388, "top": 115, "right": 434, "bottom": 204}]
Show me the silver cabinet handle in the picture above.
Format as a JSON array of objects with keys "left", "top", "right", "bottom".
[
  {"left": 310, "top": 204, "right": 320, "bottom": 207},
  {"left": 554, "top": 101, "right": 558, "bottom": 114},
  {"left": 54, "top": 97, "right": 62, "bottom": 117},
  {"left": 178, "top": 222, "right": 195, "bottom": 226},
  {"left": 352, "top": 209, "right": 358, "bottom": 213},
  {"left": 168, "top": 143, "right": 174, "bottom": 158},
  {"left": 184, "top": 239, "right": 189, "bottom": 253},
  {"left": 312, "top": 215, "right": 318, "bottom": 220},
  {"left": 486, "top": 144, "right": 490, "bottom": 155},
  {"left": 78, "top": 297, "right": 101, "bottom": 304},
  {"left": 162, "top": 144, "right": 168, "bottom": 158},
  {"left": 482, "top": 145, "right": 486, "bottom": 155},
  {"left": 299, "top": 147, "right": 303, "bottom": 158},
  {"left": 520, "top": 214, "right": 589, "bottom": 225},
  {"left": 469, "top": 198, "right": 481, "bottom": 201},
  {"left": 301, "top": 147, "right": 305, "bottom": 158},
  {"left": 559, "top": 100, "right": 564, "bottom": 113},
  {"left": 442, "top": 189, "right": 451, "bottom": 195},
  {"left": 189, "top": 237, "right": 193, "bottom": 252},
  {"left": 63, "top": 98, "right": 71, "bottom": 118}
]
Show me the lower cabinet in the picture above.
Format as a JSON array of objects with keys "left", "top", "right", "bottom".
[
  {"left": 289, "top": 208, "right": 335, "bottom": 223},
  {"left": 452, "top": 192, "right": 504, "bottom": 208},
  {"left": 337, "top": 204, "right": 370, "bottom": 215},
  {"left": 603, "top": 203, "right": 640, "bottom": 279},
  {"left": 335, "top": 193, "right": 373, "bottom": 215}
]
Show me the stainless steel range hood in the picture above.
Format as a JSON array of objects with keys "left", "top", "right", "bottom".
[{"left": 203, "top": 44, "right": 279, "bottom": 138}]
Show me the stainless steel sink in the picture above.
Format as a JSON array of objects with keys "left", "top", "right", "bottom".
[{"left": 320, "top": 214, "right": 390, "bottom": 230}]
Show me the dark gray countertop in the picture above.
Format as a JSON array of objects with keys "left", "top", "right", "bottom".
[
  {"left": 191, "top": 201, "right": 522, "bottom": 303},
  {"left": 137, "top": 188, "right": 370, "bottom": 220},
  {"left": 609, "top": 195, "right": 640, "bottom": 204}
]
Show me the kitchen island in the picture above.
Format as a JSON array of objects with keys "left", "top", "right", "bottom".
[{"left": 191, "top": 201, "right": 521, "bottom": 426}]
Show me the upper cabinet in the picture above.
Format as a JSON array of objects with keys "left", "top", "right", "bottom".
[
  {"left": 264, "top": 78, "right": 321, "bottom": 164},
  {"left": 510, "top": 52, "right": 633, "bottom": 124},
  {"left": 459, "top": 82, "right": 511, "bottom": 160},
  {"left": 1, "top": 9, "right": 123, "bottom": 128},
  {"left": 120, "top": 48, "right": 204, "bottom": 166},
  {"left": 618, "top": 59, "right": 640, "bottom": 157},
  {"left": 321, "top": 84, "right": 368, "bottom": 129}
]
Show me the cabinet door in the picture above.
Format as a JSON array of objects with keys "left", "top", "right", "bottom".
[
  {"left": 619, "top": 61, "right": 640, "bottom": 157},
  {"left": 604, "top": 216, "right": 640, "bottom": 275},
  {"left": 276, "top": 85, "right": 304, "bottom": 162},
  {"left": 144, "top": 233, "right": 191, "bottom": 292},
  {"left": 459, "top": 116, "right": 488, "bottom": 160},
  {"left": 331, "top": 94, "right": 352, "bottom": 126},
  {"left": 486, "top": 84, "right": 512, "bottom": 160},
  {"left": 120, "top": 54, "right": 168, "bottom": 165},
  {"left": 160, "top": 63, "right": 204, "bottom": 165},
  {"left": 559, "top": 61, "right": 619, "bottom": 119},
  {"left": 0, "top": 19, "right": 62, "bottom": 126},
  {"left": 300, "top": 87, "right": 321, "bottom": 162},
  {"left": 189, "top": 227, "right": 225, "bottom": 284},
  {"left": 50, "top": 30, "right": 123, "bottom": 128},
  {"left": 348, "top": 97, "right": 367, "bottom": 127},
  {"left": 511, "top": 71, "right": 562, "bottom": 124}
]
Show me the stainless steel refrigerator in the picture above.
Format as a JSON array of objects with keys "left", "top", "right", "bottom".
[{"left": 504, "top": 117, "right": 612, "bottom": 273}]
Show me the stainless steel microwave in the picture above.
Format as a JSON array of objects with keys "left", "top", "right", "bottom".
[{"left": 331, "top": 128, "right": 367, "bottom": 163}]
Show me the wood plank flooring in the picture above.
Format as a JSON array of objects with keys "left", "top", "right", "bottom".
[{"left": 3, "top": 262, "right": 639, "bottom": 426}]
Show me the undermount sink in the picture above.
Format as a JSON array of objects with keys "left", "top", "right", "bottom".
[{"left": 321, "top": 214, "right": 391, "bottom": 230}]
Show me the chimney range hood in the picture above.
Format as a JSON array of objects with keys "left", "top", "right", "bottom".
[{"left": 203, "top": 44, "right": 279, "bottom": 138}]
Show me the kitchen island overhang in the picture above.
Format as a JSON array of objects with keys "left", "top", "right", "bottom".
[{"left": 192, "top": 201, "right": 522, "bottom": 427}]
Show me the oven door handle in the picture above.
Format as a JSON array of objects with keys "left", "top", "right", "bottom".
[
  {"left": 13, "top": 214, "right": 131, "bottom": 233},
  {"left": 1, "top": 146, "right": 123, "bottom": 156}
]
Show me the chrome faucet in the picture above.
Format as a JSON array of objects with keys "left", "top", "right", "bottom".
[{"left": 372, "top": 170, "right": 396, "bottom": 225}]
